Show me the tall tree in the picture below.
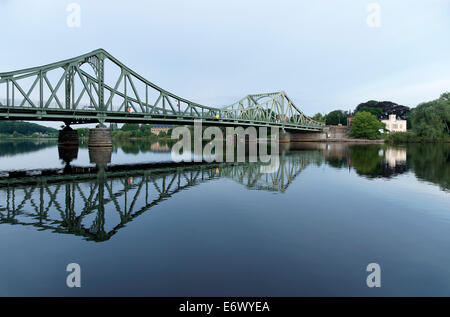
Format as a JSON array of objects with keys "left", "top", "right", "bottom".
[
  {"left": 410, "top": 92, "right": 450, "bottom": 140},
  {"left": 356, "top": 106, "right": 383, "bottom": 118},
  {"left": 349, "top": 111, "right": 384, "bottom": 139},
  {"left": 325, "top": 110, "right": 347, "bottom": 126},
  {"left": 312, "top": 113, "right": 326, "bottom": 122}
]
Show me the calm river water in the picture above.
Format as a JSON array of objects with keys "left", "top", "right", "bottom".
[{"left": 0, "top": 139, "right": 449, "bottom": 296}]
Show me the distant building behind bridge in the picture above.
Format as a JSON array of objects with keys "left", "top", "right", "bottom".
[{"left": 151, "top": 124, "right": 173, "bottom": 135}]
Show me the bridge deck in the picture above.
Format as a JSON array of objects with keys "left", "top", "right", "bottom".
[{"left": 0, "top": 106, "right": 323, "bottom": 131}]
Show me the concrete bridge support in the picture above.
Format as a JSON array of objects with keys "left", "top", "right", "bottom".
[
  {"left": 278, "top": 130, "right": 326, "bottom": 143},
  {"left": 279, "top": 131, "right": 291, "bottom": 143},
  {"left": 88, "top": 124, "right": 113, "bottom": 148},
  {"left": 88, "top": 124, "right": 112, "bottom": 168},
  {"left": 58, "top": 127, "right": 79, "bottom": 173},
  {"left": 58, "top": 126, "right": 79, "bottom": 146},
  {"left": 289, "top": 131, "right": 327, "bottom": 142}
]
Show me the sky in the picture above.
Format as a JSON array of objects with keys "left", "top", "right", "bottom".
[{"left": 1, "top": 0, "right": 450, "bottom": 128}]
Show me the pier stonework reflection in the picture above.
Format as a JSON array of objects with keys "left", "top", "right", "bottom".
[{"left": 89, "top": 146, "right": 112, "bottom": 167}]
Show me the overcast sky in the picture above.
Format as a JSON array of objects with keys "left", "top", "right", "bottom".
[{"left": 1, "top": 0, "right": 450, "bottom": 128}]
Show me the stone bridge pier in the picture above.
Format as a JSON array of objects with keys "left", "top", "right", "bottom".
[
  {"left": 89, "top": 124, "right": 113, "bottom": 169},
  {"left": 58, "top": 123, "right": 113, "bottom": 148},
  {"left": 58, "top": 125, "right": 79, "bottom": 146},
  {"left": 279, "top": 130, "right": 326, "bottom": 143},
  {"left": 89, "top": 124, "right": 113, "bottom": 148}
]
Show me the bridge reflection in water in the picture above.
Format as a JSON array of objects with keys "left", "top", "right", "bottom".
[
  {"left": 0, "top": 145, "right": 320, "bottom": 242},
  {"left": 1, "top": 141, "right": 447, "bottom": 242}
]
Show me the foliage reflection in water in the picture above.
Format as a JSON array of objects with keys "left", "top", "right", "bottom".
[{"left": 0, "top": 140, "right": 448, "bottom": 243}]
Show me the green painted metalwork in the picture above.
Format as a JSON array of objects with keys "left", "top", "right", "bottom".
[{"left": 0, "top": 49, "right": 323, "bottom": 131}]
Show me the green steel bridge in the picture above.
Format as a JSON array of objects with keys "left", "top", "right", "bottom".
[
  {"left": 0, "top": 151, "right": 321, "bottom": 242},
  {"left": 0, "top": 49, "right": 323, "bottom": 131}
]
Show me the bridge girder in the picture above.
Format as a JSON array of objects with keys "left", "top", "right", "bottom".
[
  {"left": 0, "top": 49, "right": 323, "bottom": 131},
  {"left": 220, "top": 91, "right": 321, "bottom": 127}
]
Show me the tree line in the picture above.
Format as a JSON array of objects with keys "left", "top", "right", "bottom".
[
  {"left": 110, "top": 123, "right": 173, "bottom": 140},
  {"left": 0, "top": 121, "right": 58, "bottom": 138},
  {"left": 313, "top": 92, "right": 450, "bottom": 141}
]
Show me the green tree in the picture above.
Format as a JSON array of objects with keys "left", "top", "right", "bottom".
[
  {"left": 290, "top": 114, "right": 301, "bottom": 123},
  {"left": 0, "top": 121, "right": 57, "bottom": 136},
  {"left": 410, "top": 92, "right": 450, "bottom": 140},
  {"left": 77, "top": 128, "right": 90, "bottom": 138},
  {"left": 264, "top": 109, "right": 277, "bottom": 121},
  {"left": 121, "top": 123, "right": 140, "bottom": 131},
  {"left": 356, "top": 106, "right": 383, "bottom": 118},
  {"left": 366, "top": 100, "right": 379, "bottom": 107},
  {"left": 139, "top": 124, "right": 151, "bottom": 133},
  {"left": 325, "top": 110, "right": 347, "bottom": 126},
  {"left": 349, "top": 111, "right": 384, "bottom": 139},
  {"left": 312, "top": 113, "right": 326, "bottom": 122}
]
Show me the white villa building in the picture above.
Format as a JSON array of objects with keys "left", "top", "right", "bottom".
[{"left": 381, "top": 114, "right": 407, "bottom": 132}]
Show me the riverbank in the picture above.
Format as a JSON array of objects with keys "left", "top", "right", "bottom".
[
  {"left": 114, "top": 136, "right": 173, "bottom": 141},
  {"left": 0, "top": 137, "right": 58, "bottom": 141},
  {"left": 386, "top": 140, "right": 450, "bottom": 144},
  {"left": 304, "top": 138, "right": 385, "bottom": 143},
  {"left": 384, "top": 131, "right": 450, "bottom": 144}
]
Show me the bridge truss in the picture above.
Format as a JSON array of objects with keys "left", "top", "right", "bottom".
[{"left": 0, "top": 49, "right": 323, "bottom": 131}]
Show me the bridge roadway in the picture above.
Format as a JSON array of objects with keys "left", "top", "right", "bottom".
[{"left": 0, "top": 49, "right": 323, "bottom": 132}]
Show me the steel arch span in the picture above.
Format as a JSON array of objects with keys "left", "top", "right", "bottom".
[{"left": 0, "top": 49, "right": 323, "bottom": 131}]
